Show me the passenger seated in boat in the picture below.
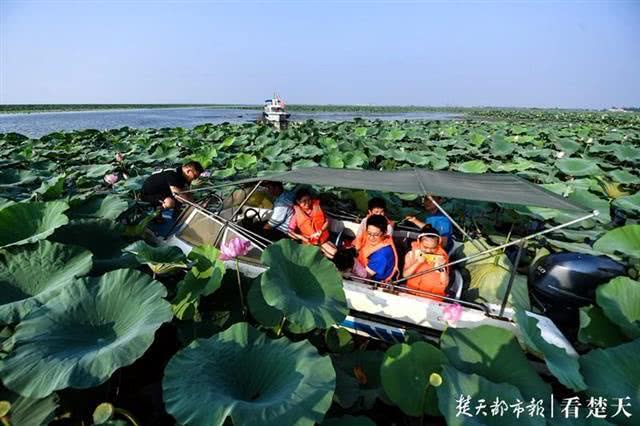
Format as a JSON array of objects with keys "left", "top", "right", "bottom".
[
  {"left": 403, "top": 225, "right": 449, "bottom": 301},
  {"left": 354, "top": 197, "right": 395, "bottom": 251},
  {"left": 262, "top": 181, "right": 295, "bottom": 241},
  {"left": 141, "top": 161, "right": 204, "bottom": 209},
  {"left": 354, "top": 215, "right": 399, "bottom": 282},
  {"left": 405, "top": 196, "right": 453, "bottom": 251},
  {"left": 288, "top": 188, "right": 337, "bottom": 259}
]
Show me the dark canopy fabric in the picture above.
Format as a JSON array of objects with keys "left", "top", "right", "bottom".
[{"left": 235, "top": 167, "right": 589, "bottom": 212}]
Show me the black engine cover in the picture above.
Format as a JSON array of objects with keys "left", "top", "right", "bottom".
[{"left": 529, "top": 252, "right": 626, "bottom": 307}]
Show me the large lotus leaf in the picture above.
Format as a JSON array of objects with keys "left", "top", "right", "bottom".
[
  {"left": 593, "top": 224, "right": 640, "bottom": 258},
  {"left": 172, "top": 245, "right": 225, "bottom": 320},
  {"left": 0, "top": 201, "right": 69, "bottom": 248},
  {"left": 343, "top": 152, "right": 368, "bottom": 169},
  {"left": 608, "top": 169, "right": 640, "bottom": 185},
  {"left": 611, "top": 144, "right": 640, "bottom": 163},
  {"left": 514, "top": 310, "right": 586, "bottom": 391},
  {"left": 0, "top": 198, "right": 15, "bottom": 210},
  {"left": 466, "top": 263, "right": 530, "bottom": 309},
  {"left": 79, "top": 164, "right": 113, "bottom": 178},
  {"left": 555, "top": 158, "right": 602, "bottom": 177},
  {"left": 248, "top": 276, "right": 283, "bottom": 327},
  {"left": 323, "top": 150, "right": 344, "bottom": 168},
  {"left": 405, "top": 152, "right": 430, "bottom": 166},
  {"left": 162, "top": 322, "right": 335, "bottom": 426},
  {"left": 381, "top": 342, "right": 446, "bottom": 416},
  {"left": 455, "top": 160, "right": 488, "bottom": 174},
  {"left": 293, "top": 159, "right": 319, "bottom": 169},
  {"left": 614, "top": 193, "right": 640, "bottom": 215},
  {"left": 321, "top": 415, "right": 375, "bottom": 426},
  {"left": 578, "top": 305, "right": 628, "bottom": 348},
  {"left": 0, "top": 385, "right": 58, "bottom": 426},
  {"left": 32, "top": 174, "right": 65, "bottom": 201},
  {"left": 124, "top": 240, "right": 187, "bottom": 275},
  {"left": 490, "top": 135, "right": 515, "bottom": 157},
  {"left": 0, "top": 269, "right": 172, "bottom": 398},
  {"left": 232, "top": 153, "right": 257, "bottom": 170},
  {"left": 297, "top": 145, "right": 323, "bottom": 158},
  {"left": 440, "top": 325, "right": 551, "bottom": 402},
  {"left": 555, "top": 138, "right": 582, "bottom": 155},
  {"left": 260, "top": 240, "right": 348, "bottom": 331},
  {"left": 69, "top": 194, "right": 131, "bottom": 220},
  {"left": 0, "top": 240, "right": 92, "bottom": 323},
  {"left": 333, "top": 350, "right": 384, "bottom": 411},
  {"left": 0, "top": 169, "right": 38, "bottom": 187},
  {"left": 579, "top": 338, "right": 640, "bottom": 426},
  {"left": 436, "top": 365, "right": 544, "bottom": 426},
  {"left": 596, "top": 276, "right": 640, "bottom": 339}
]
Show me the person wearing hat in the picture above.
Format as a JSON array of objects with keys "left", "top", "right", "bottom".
[{"left": 403, "top": 225, "right": 450, "bottom": 301}]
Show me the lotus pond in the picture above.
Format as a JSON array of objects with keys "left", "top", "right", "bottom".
[{"left": 1, "top": 110, "right": 640, "bottom": 425}]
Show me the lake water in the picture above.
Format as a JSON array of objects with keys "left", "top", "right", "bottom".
[{"left": 0, "top": 107, "right": 462, "bottom": 138}]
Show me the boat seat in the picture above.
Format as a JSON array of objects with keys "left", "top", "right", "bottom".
[{"left": 447, "top": 269, "right": 464, "bottom": 300}]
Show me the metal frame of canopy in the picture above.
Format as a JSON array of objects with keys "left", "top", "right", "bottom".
[{"left": 179, "top": 167, "right": 598, "bottom": 318}]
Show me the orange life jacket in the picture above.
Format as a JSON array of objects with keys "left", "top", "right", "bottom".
[
  {"left": 405, "top": 241, "right": 449, "bottom": 301},
  {"left": 354, "top": 214, "right": 395, "bottom": 251},
  {"left": 293, "top": 199, "right": 330, "bottom": 245},
  {"left": 357, "top": 236, "right": 399, "bottom": 282}
]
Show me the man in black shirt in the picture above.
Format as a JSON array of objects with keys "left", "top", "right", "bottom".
[{"left": 141, "top": 161, "right": 204, "bottom": 208}]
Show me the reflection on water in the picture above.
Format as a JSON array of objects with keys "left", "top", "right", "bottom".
[{"left": 0, "top": 107, "right": 462, "bottom": 138}]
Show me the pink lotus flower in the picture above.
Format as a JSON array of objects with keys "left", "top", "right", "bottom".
[
  {"left": 219, "top": 237, "right": 252, "bottom": 261},
  {"left": 103, "top": 173, "right": 119, "bottom": 185},
  {"left": 442, "top": 303, "right": 463, "bottom": 325},
  {"left": 115, "top": 152, "right": 125, "bottom": 162}
]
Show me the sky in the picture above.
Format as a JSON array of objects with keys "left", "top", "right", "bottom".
[{"left": 0, "top": 0, "right": 638, "bottom": 108}]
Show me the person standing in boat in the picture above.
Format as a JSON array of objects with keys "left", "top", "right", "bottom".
[
  {"left": 354, "top": 215, "right": 398, "bottom": 282},
  {"left": 354, "top": 197, "right": 395, "bottom": 251},
  {"left": 288, "top": 188, "right": 337, "bottom": 258},
  {"left": 403, "top": 226, "right": 449, "bottom": 301},
  {"left": 141, "top": 161, "right": 204, "bottom": 209}
]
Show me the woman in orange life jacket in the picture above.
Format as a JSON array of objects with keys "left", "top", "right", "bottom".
[
  {"left": 288, "top": 188, "right": 338, "bottom": 259},
  {"left": 354, "top": 197, "right": 395, "bottom": 252},
  {"left": 354, "top": 215, "right": 399, "bottom": 282},
  {"left": 403, "top": 225, "right": 450, "bottom": 301}
]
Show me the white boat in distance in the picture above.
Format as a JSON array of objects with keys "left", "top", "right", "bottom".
[{"left": 263, "top": 94, "right": 290, "bottom": 123}]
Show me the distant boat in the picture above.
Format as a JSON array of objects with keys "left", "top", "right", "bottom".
[{"left": 262, "top": 94, "right": 290, "bottom": 124}]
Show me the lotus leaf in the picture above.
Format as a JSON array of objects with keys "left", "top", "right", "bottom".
[
  {"left": 32, "top": 174, "right": 65, "bottom": 201},
  {"left": 343, "top": 152, "right": 368, "bottom": 168},
  {"left": 555, "top": 158, "right": 602, "bottom": 177},
  {"left": 323, "top": 151, "right": 345, "bottom": 168},
  {"left": 465, "top": 263, "right": 530, "bottom": 309},
  {"left": 0, "top": 385, "right": 58, "bottom": 426},
  {"left": 614, "top": 193, "right": 640, "bottom": 215},
  {"left": 232, "top": 153, "right": 257, "bottom": 170},
  {"left": 593, "top": 224, "right": 640, "bottom": 258},
  {"left": 124, "top": 240, "right": 187, "bottom": 275},
  {"left": 555, "top": 138, "right": 582, "bottom": 155},
  {"left": 0, "top": 269, "right": 172, "bottom": 398},
  {"left": 0, "top": 201, "right": 69, "bottom": 248},
  {"left": 333, "top": 350, "right": 384, "bottom": 410},
  {"left": 162, "top": 322, "right": 335, "bottom": 426},
  {"left": 596, "top": 276, "right": 640, "bottom": 339},
  {"left": 436, "top": 365, "right": 544, "bottom": 426},
  {"left": 0, "top": 169, "right": 38, "bottom": 187},
  {"left": 490, "top": 135, "right": 515, "bottom": 157},
  {"left": 325, "top": 327, "right": 354, "bottom": 353},
  {"left": 70, "top": 194, "right": 131, "bottom": 220},
  {"left": 578, "top": 305, "right": 627, "bottom": 348},
  {"left": 514, "top": 310, "right": 586, "bottom": 391},
  {"left": 0, "top": 240, "right": 92, "bottom": 323},
  {"left": 611, "top": 144, "right": 640, "bottom": 163},
  {"left": 260, "top": 240, "right": 348, "bottom": 332},
  {"left": 579, "top": 339, "right": 640, "bottom": 426},
  {"left": 381, "top": 342, "right": 446, "bottom": 416},
  {"left": 455, "top": 160, "right": 488, "bottom": 174},
  {"left": 293, "top": 159, "right": 319, "bottom": 169}
]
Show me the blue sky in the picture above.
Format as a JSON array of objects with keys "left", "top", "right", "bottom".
[{"left": 1, "top": 0, "right": 638, "bottom": 108}]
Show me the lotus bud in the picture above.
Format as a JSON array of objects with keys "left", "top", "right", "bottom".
[
  {"left": 115, "top": 152, "right": 125, "bottom": 162},
  {"left": 442, "top": 303, "right": 463, "bottom": 325},
  {"left": 219, "top": 237, "right": 252, "bottom": 261},
  {"left": 429, "top": 372, "right": 443, "bottom": 387},
  {"left": 103, "top": 173, "right": 119, "bottom": 185},
  {"left": 555, "top": 151, "right": 565, "bottom": 159},
  {"left": 586, "top": 137, "right": 593, "bottom": 144}
]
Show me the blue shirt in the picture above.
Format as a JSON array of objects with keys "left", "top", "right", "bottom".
[
  {"left": 424, "top": 213, "right": 453, "bottom": 250},
  {"left": 268, "top": 190, "right": 295, "bottom": 233},
  {"left": 367, "top": 245, "right": 396, "bottom": 281}
]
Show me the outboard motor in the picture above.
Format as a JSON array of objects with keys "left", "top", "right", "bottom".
[{"left": 528, "top": 252, "right": 626, "bottom": 340}]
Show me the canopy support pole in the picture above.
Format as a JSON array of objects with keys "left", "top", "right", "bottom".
[
  {"left": 499, "top": 239, "right": 526, "bottom": 318},
  {"left": 426, "top": 195, "right": 488, "bottom": 252}
]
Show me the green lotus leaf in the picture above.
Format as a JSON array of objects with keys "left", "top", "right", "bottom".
[
  {"left": 555, "top": 158, "right": 602, "bottom": 177},
  {"left": 93, "top": 402, "right": 115, "bottom": 424},
  {"left": 546, "top": 238, "right": 619, "bottom": 259},
  {"left": 468, "top": 132, "right": 486, "bottom": 146},
  {"left": 70, "top": 194, "right": 131, "bottom": 220},
  {"left": 297, "top": 145, "right": 324, "bottom": 158},
  {"left": 381, "top": 342, "right": 447, "bottom": 416},
  {"left": 455, "top": 160, "right": 488, "bottom": 174},
  {"left": 325, "top": 327, "right": 354, "bottom": 353},
  {"left": 113, "top": 175, "right": 146, "bottom": 193},
  {"left": 596, "top": 276, "right": 640, "bottom": 339},
  {"left": 321, "top": 415, "right": 375, "bottom": 426},
  {"left": 0, "top": 169, "right": 38, "bottom": 187},
  {"left": 384, "top": 128, "right": 406, "bottom": 141},
  {"left": 260, "top": 240, "right": 348, "bottom": 332},
  {"left": 0, "top": 269, "right": 172, "bottom": 398},
  {"left": 333, "top": 350, "right": 384, "bottom": 410},
  {"left": 608, "top": 169, "right": 640, "bottom": 185},
  {"left": 32, "top": 174, "right": 65, "bottom": 201},
  {"left": 248, "top": 276, "right": 284, "bottom": 327},
  {"left": 293, "top": 159, "right": 319, "bottom": 170},
  {"left": 172, "top": 245, "right": 225, "bottom": 320},
  {"left": 578, "top": 305, "right": 628, "bottom": 348},
  {"left": 0, "top": 201, "right": 69, "bottom": 248},
  {"left": 124, "top": 240, "right": 187, "bottom": 275},
  {"left": 262, "top": 145, "right": 283, "bottom": 160},
  {"left": 232, "top": 153, "right": 257, "bottom": 170},
  {"left": 441, "top": 325, "right": 551, "bottom": 402},
  {"left": 187, "top": 146, "right": 218, "bottom": 169},
  {"left": 162, "top": 322, "right": 335, "bottom": 426},
  {"left": 593, "top": 224, "right": 640, "bottom": 258},
  {"left": 490, "top": 135, "right": 515, "bottom": 157},
  {"left": 0, "top": 385, "right": 58, "bottom": 426},
  {"left": 343, "top": 152, "right": 368, "bottom": 169},
  {"left": 353, "top": 127, "right": 368, "bottom": 138},
  {"left": 614, "top": 192, "right": 640, "bottom": 215},
  {"left": 611, "top": 143, "right": 640, "bottom": 163},
  {"left": 428, "top": 157, "right": 449, "bottom": 170},
  {"left": 323, "top": 150, "right": 345, "bottom": 169},
  {"left": 514, "top": 309, "right": 586, "bottom": 391},
  {"left": 0, "top": 198, "right": 15, "bottom": 210},
  {"left": 0, "top": 240, "right": 92, "bottom": 323},
  {"left": 405, "top": 152, "right": 430, "bottom": 166},
  {"left": 212, "top": 167, "right": 237, "bottom": 179},
  {"left": 554, "top": 138, "right": 582, "bottom": 155},
  {"left": 80, "top": 164, "right": 113, "bottom": 178},
  {"left": 436, "top": 365, "right": 544, "bottom": 426},
  {"left": 579, "top": 338, "right": 640, "bottom": 426}
]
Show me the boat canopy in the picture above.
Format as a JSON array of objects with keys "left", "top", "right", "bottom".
[{"left": 232, "top": 167, "right": 589, "bottom": 212}]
